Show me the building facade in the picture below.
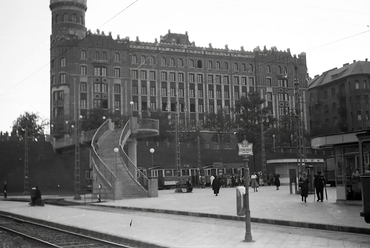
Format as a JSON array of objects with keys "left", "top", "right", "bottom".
[{"left": 49, "top": 0, "right": 308, "bottom": 138}]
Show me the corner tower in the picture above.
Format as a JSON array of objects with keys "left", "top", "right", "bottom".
[{"left": 49, "top": 0, "right": 87, "bottom": 43}]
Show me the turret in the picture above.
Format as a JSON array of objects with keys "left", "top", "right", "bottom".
[{"left": 49, "top": 0, "right": 87, "bottom": 43}]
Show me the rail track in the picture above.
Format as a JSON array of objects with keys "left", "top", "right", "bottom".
[{"left": 0, "top": 214, "right": 134, "bottom": 248}]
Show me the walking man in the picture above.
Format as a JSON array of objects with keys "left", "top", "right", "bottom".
[{"left": 314, "top": 171, "right": 326, "bottom": 202}]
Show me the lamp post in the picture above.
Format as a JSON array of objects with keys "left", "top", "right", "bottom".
[
  {"left": 174, "top": 102, "right": 182, "bottom": 193},
  {"left": 150, "top": 148, "right": 155, "bottom": 168},
  {"left": 23, "top": 127, "right": 29, "bottom": 194},
  {"left": 114, "top": 147, "right": 119, "bottom": 178},
  {"left": 73, "top": 114, "right": 83, "bottom": 200},
  {"left": 130, "top": 100, "right": 134, "bottom": 118}
]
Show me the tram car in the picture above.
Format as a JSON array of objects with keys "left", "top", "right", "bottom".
[{"left": 144, "top": 163, "right": 245, "bottom": 189}]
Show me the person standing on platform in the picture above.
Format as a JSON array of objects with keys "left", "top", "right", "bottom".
[
  {"left": 274, "top": 174, "right": 280, "bottom": 190},
  {"left": 251, "top": 172, "right": 259, "bottom": 192},
  {"left": 210, "top": 174, "right": 215, "bottom": 188},
  {"left": 314, "top": 171, "right": 326, "bottom": 202},
  {"left": 299, "top": 172, "right": 309, "bottom": 202},
  {"left": 3, "top": 181, "right": 7, "bottom": 198},
  {"left": 212, "top": 175, "right": 221, "bottom": 196}
]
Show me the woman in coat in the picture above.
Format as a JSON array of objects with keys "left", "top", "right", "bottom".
[
  {"left": 274, "top": 174, "right": 280, "bottom": 190},
  {"left": 299, "top": 172, "right": 309, "bottom": 202},
  {"left": 212, "top": 175, "right": 221, "bottom": 196}
]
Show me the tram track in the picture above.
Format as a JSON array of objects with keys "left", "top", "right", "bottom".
[{"left": 0, "top": 214, "right": 141, "bottom": 248}]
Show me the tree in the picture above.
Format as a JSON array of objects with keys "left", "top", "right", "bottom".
[
  {"left": 234, "top": 91, "right": 276, "bottom": 153},
  {"left": 12, "top": 112, "right": 48, "bottom": 140},
  {"left": 204, "top": 107, "right": 233, "bottom": 148}
]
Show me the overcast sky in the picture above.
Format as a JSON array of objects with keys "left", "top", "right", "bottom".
[{"left": 0, "top": 0, "right": 369, "bottom": 134}]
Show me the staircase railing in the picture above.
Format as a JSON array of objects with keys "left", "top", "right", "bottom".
[
  {"left": 119, "top": 118, "right": 149, "bottom": 191},
  {"left": 91, "top": 119, "right": 116, "bottom": 188}
]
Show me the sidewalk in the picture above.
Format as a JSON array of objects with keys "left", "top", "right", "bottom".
[{"left": 1, "top": 185, "right": 369, "bottom": 248}]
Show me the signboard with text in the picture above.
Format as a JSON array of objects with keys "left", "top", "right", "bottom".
[{"left": 238, "top": 140, "right": 253, "bottom": 156}]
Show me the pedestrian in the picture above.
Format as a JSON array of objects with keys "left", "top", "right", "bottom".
[
  {"left": 274, "top": 173, "right": 280, "bottom": 190},
  {"left": 299, "top": 172, "right": 309, "bottom": 202},
  {"left": 251, "top": 172, "right": 259, "bottom": 192},
  {"left": 314, "top": 171, "right": 326, "bottom": 202},
  {"left": 212, "top": 175, "right": 221, "bottom": 196},
  {"left": 210, "top": 174, "right": 215, "bottom": 187},
  {"left": 231, "top": 175, "right": 236, "bottom": 187},
  {"left": 3, "top": 181, "right": 7, "bottom": 198}
]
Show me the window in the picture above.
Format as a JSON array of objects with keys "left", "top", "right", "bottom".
[
  {"left": 141, "top": 85, "right": 147, "bottom": 95},
  {"left": 80, "top": 99, "right": 87, "bottom": 109},
  {"left": 216, "top": 61, "right": 220, "bottom": 70},
  {"left": 71, "top": 14, "right": 77, "bottom": 22},
  {"left": 80, "top": 66, "right": 87, "bottom": 75},
  {"left": 132, "top": 55, "right": 137, "bottom": 64},
  {"left": 267, "top": 78, "right": 272, "bottom": 86},
  {"left": 80, "top": 50, "right": 86, "bottom": 60},
  {"left": 189, "top": 73, "right": 195, "bottom": 83},
  {"left": 161, "top": 71, "right": 167, "bottom": 81},
  {"left": 197, "top": 74, "right": 203, "bottom": 83},
  {"left": 114, "top": 100, "right": 121, "bottom": 110},
  {"left": 170, "top": 72, "right": 176, "bottom": 82},
  {"left": 94, "top": 67, "right": 107, "bottom": 77},
  {"left": 189, "top": 88, "right": 195, "bottom": 97},
  {"left": 235, "top": 91, "right": 239, "bottom": 100},
  {"left": 223, "top": 76, "right": 229, "bottom": 84},
  {"left": 216, "top": 75, "right": 221, "bottom": 84},
  {"left": 161, "top": 57, "right": 166, "bottom": 66},
  {"left": 178, "top": 58, "right": 184, "bottom": 67},
  {"left": 80, "top": 82, "right": 87, "bottom": 92},
  {"left": 208, "top": 61, "right": 213, "bottom": 69},
  {"left": 267, "top": 92, "right": 272, "bottom": 101},
  {"left": 132, "top": 70, "right": 138, "bottom": 79},
  {"left": 60, "top": 57, "right": 66, "bottom": 67},
  {"left": 161, "top": 87, "right": 167, "bottom": 96},
  {"left": 224, "top": 62, "right": 229, "bottom": 70},
  {"left": 209, "top": 104, "right": 214, "bottom": 113},
  {"left": 331, "top": 87, "right": 336, "bottom": 96},
  {"left": 197, "top": 60, "right": 203, "bottom": 68},
  {"left": 114, "top": 84, "right": 121, "bottom": 93},
  {"left": 115, "top": 53, "right": 120, "bottom": 62},
  {"left": 94, "top": 83, "right": 108, "bottom": 93},
  {"left": 141, "top": 71, "right": 147, "bottom": 80},
  {"left": 249, "top": 64, "right": 254, "bottom": 72},
  {"left": 60, "top": 73, "right": 66, "bottom": 84},
  {"left": 234, "top": 63, "right": 238, "bottom": 71},
  {"left": 355, "top": 80, "right": 360, "bottom": 89},
  {"left": 132, "top": 86, "right": 138, "bottom": 94},
  {"left": 249, "top": 77, "right": 254, "bottom": 86},
  {"left": 150, "top": 86, "right": 156, "bottom": 96},
  {"left": 94, "top": 51, "right": 100, "bottom": 60},
  {"left": 170, "top": 87, "right": 176, "bottom": 97},
  {"left": 189, "top": 59, "right": 195, "bottom": 68},
  {"left": 63, "top": 13, "right": 68, "bottom": 22},
  {"left": 148, "top": 57, "right": 154, "bottom": 65},
  {"left": 224, "top": 90, "right": 229, "bottom": 99},
  {"left": 150, "top": 102, "right": 156, "bottom": 111},
  {"left": 208, "top": 89, "right": 214, "bottom": 98},
  {"left": 178, "top": 73, "right": 184, "bottom": 82},
  {"left": 266, "top": 65, "right": 271, "bottom": 73},
  {"left": 141, "top": 55, "right": 146, "bottom": 64},
  {"left": 179, "top": 88, "right": 184, "bottom": 97},
  {"left": 198, "top": 89, "right": 203, "bottom": 98},
  {"left": 114, "top": 68, "right": 121, "bottom": 77},
  {"left": 242, "top": 63, "right": 246, "bottom": 71},
  {"left": 234, "top": 76, "right": 239, "bottom": 85},
  {"left": 323, "top": 90, "right": 328, "bottom": 99},
  {"left": 101, "top": 52, "right": 107, "bottom": 60},
  {"left": 216, "top": 90, "right": 222, "bottom": 98},
  {"left": 198, "top": 104, "right": 203, "bottom": 113},
  {"left": 170, "top": 58, "right": 175, "bottom": 67},
  {"left": 208, "top": 75, "right": 214, "bottom": 84},
  {"left": 149, "top": 71, "right": 156, "bottom": 80},
  {"left": 53, "top": 90, "right": 64, "bottom": 101}
]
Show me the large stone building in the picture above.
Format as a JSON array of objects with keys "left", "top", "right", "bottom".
[
  {"left": 308, "top": 60, "right": 370, "bottom": 136},
  {"left": 49, "top": 0, "right": 308, "bottom": 139}
]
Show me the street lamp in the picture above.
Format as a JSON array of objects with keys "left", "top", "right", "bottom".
[
  {"left": 130, "top": 101, "right": 134, "bottom": 118},
  {"left": 150, "top": 148, "right": 155, "bottom": 168},
  {"left": 114, "top": 147, "right": 119, "bottom": 178},
  {"left": 174, "top": 102, "right": 182, "bottom": 193},
  {"left": 73, "top": 114, "right": 83, "bottom": 200}
]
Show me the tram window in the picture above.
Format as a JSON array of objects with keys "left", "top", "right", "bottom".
[
  {"left": 165, "top": 169, "right": 173, "bottom": 177},
  {"left": 182, "top": 169, "right": 189, "bottom": 176},
  {"left": 151, "top": 170, "right": 158, "bottom": 178}
]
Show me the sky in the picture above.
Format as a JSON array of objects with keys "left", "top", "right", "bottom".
[{"left": 0, "top": 0, "right": 369, "bottom": 134}]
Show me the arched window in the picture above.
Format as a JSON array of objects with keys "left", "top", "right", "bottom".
[
  {"left": 101, "top": 52, "right": 107, "bottom": 60},
  {"left": 197, "top": 60, "right": 202, "bottom": 68},
  {"left": 161, "top": 57, "right": 166, "bottom": 66},
  {"left": 208, "top": 61, "right": 213, "bottom": 69},
  {"left": 60, "top": 57, "right": 66, "bottom": 67},
  {"left": 148, "top": 56, "right": 155, "bottom": 65},
  {"left": 249, "top": 64, "right": 254, "bottom": 72},
  {"left": 71, "top": 14, "right": 77, "bottom": 22},
  {"left": 355, "top": 80, "right": 360, "bottom": 89},
  {"left": 170, "top": 58, "right": 175, "bottom": 67},
  {"left": 94, "top": 51, "right": 100, "bottom": 60},
  {"left": 80, "top": 15, "right": 84, "bottom": 25},
  {"left": 242, "top": 63, "right": 246, "bottom": 71},
  {"left": 141, "top": 55, "right": 146, "bottom": 64},
  {"left": 115, "top": 53, "right": 120, "bottom": 62},
  {"left": 224, "top": 62, "right": 229, "bottom": 70},
  {"left": 80, "top": 50, "right": 86, "bottom": 60},
  {"left": 216, "top": 61, "right": 221, "bottom": 70},
  {"left": 132, "top": 55, "right": 137, "bottom": 64},
  {"left": 189, "top": 59, "right": 195, "bottom": 68},
  {"left": 55, "top": 14, "right": 59, "bottom": 24},
  {"left": 234, "top": 63, "right": 238, "bottom": 71},
  {"left": 278, "top": 66, "right": 282, "bottom": 74},
  {"left": 266, "top": 65, "right": 271, "bottom": 73},
  {"left": 63, "top": 13, "right": 68, "bottom": 22},
  {"left": 178, "top": 58, "right": 183, "bottom": 67}
]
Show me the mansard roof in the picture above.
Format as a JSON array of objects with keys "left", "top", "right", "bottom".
[
  {"left": 160, "top": 30, "right": 192, "bottom": 45},
  {"left": 308, "top": 60, "right": 370, "bottom": 89}
]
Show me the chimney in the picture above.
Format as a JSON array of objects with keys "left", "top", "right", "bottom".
[{"left": 353, "top": 60, "right": 356, "bottom": 63}]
